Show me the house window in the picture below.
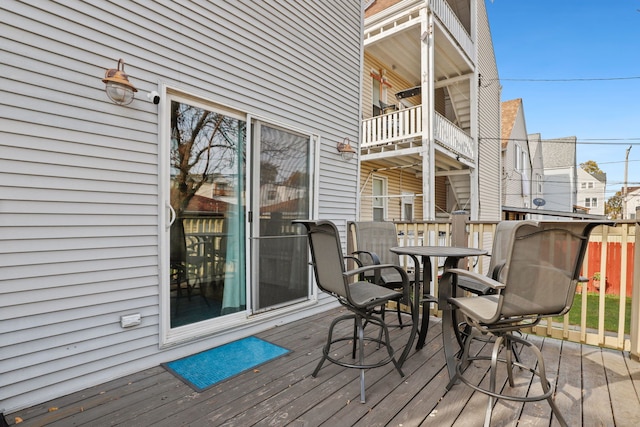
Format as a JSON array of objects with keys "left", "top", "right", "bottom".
[
  {"left": 401, "top": 192, "right": 414, "bottom": 221},
  {"left": 581, "top": 183, "right": 586, "bottom": 189},
  {"left": 536, "top": 173, "right": 543, "bottom": 193},
  {"left": 515, "top": 145, "right": 523, "bottom": 172},
  {"left": 372, "top": 176, "right": 387, "bottom": 221},
  {"left": 585, "top": 198, "right": 598, "bottom": 208}
]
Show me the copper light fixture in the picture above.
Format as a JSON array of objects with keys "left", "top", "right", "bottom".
[
  {"left": 102, "top": 58, "right": 137, "bottom": 105},
  {"left": 336, "top": 137, "right": 356, "bottom": 161}
]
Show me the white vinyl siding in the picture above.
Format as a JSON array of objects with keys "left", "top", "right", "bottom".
[
  {"left": 0, "top": 0, "right": 361, "bottom": 412},
  {"left": 475, "top": 0, "right": 501, "bottom": 220}
]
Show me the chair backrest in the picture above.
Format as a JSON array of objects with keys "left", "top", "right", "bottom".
[
  {"left": 487, "top": 220, "right": 521, "bottom": 281},
  {"left": 348, "top": 221, "right": 400, "bottom": 266},
  {"left": 499, "top": 221, "right": 602, "bottom": 318},
  {"left": 170, "top": 219, "right": 187, "bottom": 265},
  {"left": 295, "top": 220, "right": 349, "bottom": 300},
  {"left": 348, "top": 221, "right": 407, "bottom": 285}
]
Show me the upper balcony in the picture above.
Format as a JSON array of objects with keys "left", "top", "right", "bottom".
[
  {"left": 363, "top": 0, "right": 476, "bottom": 167},
  {"left": 364, "top": 0, "right": 474, "bottom": 67},
  {"left": 361, "top": 105, "right": 474, "bottom": 161}
]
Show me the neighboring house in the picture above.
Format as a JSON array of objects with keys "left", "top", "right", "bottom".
[
  {"left": 537, "top": 135, "right": 578, "bottom": 214},
  {"left": 501, "top": 98, "right": 537, "bottom": 219},
  {"left": 624, "top": 186, "right": 640, "bottom": 219},
  {"left": 359, "top": 0, "right": 501, "bottom": 221},
  {"left": 0, "top": 1, "right": 363, "bottom": 413},
  {"left": 576, "top": 168, "right": 606, "bottom": 216},
  {"left": 527, "top": 132, "right": 546, "bottom": 218}
]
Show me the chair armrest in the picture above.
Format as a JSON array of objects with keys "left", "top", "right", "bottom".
[
  {"left": 445, "top": 268, "right": 505, "bottom": 292},
  {"left": 438, "top": 268, "right": 505, "bottom": 303},
  {"left": 344, "top": 255, "right": 364, "bottom": 280},
  {"left": 344, "top": 255, "right": 363, "bottom": 268},
  {"left": 351, "top": 250, "right": 381, "bottom": 265}
]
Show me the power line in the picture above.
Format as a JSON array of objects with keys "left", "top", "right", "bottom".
[
  {"left": 500, "top": 76, "right": 640, "bottom": 82},
  {"left": 485, "top": 75, "right": 640, "bottom": 82},
  {"left": 480, "top": 137, "right": 640, "bottom": 144}
]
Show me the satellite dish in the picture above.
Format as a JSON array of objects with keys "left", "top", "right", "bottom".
[{"left": 533, "top": 198, "right": 546, "bottom": 207}]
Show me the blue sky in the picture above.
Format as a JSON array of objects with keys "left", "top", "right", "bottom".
[{"left": 486, "top": 0, "right": 640, "bottom": 199}]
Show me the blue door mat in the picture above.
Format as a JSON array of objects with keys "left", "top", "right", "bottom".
[{"left": 162, "top": 336, "right": 291, "bottom": 392}]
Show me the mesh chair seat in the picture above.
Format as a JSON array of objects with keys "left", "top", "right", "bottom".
[{"left": 348, "top": 281, "right": 403, "bottom": 307}]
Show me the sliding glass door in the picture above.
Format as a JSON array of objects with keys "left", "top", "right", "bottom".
[
  {"left": 168, "top": 98, "right": 246, "bottom": 327},
  {"left": 165, "top": 94, "right": 314, "bottom": 332},
  {"left": 252, "top": 122, "right": 311, "bottom": 312}
]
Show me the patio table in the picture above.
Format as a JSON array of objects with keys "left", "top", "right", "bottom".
[{"left": 390, "top": 246, "right": 487, "bottom": 379}]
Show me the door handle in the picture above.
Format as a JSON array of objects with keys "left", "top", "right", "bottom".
[{"left": 168, "top": 203, "right": 176, "bottom": 228}]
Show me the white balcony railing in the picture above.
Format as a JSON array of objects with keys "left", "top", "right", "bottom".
[
  {"left": 430, "top": 0, "right": 474, "bottom": 62},
  {"left": 434, "top": 112, "right": 473, "bottom": 159},
  {"left": 361, "top": 107, "right": 474, "bottom": 160},
  {"left": 361, "top": 105, "right": 423, "bottom": 149}
]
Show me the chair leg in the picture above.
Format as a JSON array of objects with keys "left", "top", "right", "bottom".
[
  {"left": 526, "top": 339, "right": 569, "bottom": 427},
  {"left": 505, "top": 336, "right": 515, "bottom": 388},
  {"left": 396, "top": 300, "right": 403, "bottom": 327},
  {"left": 352, "top": 321, "right": 358, "bottom": 359},
  {"left": 482, "top": 335, "right": 503, "bottom": 427},
  {"left": 313, "top": 315, "right": 343, "bottom": 378},
  {"left": 314, "top": 310, "right": 403, "bottom": 404},
  {"left": 356, "top": 315, "right": 366, "bottom": 403},
  {"left": 380, "top": 317, "right": 404, "bottom": 378}
]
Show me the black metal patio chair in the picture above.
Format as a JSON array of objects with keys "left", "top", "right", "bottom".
[{"left": 295, "top": 220, "right": 410, "bottom": 403}]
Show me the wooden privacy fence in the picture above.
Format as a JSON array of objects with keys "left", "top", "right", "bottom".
[{"left": 584, "top": 241, "right": 634, "bottom": 297}]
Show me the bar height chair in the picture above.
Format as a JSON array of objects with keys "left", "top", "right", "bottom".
[
  {"left": 295, "top": 220, "right": 410, "bottom": 403},
  {"left": 443, "top": 220, "right": 609, "bottom": 427},
  {"left": 347, "top": 221, "right": 434, "bottom": 331}
]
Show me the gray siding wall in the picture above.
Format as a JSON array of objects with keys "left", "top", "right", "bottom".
[
  {"left": 0, "top": 0, "right": 361, "bottom": 412},
  {"left": 476, "top": 0, "right": 501, "bottom": 220}
]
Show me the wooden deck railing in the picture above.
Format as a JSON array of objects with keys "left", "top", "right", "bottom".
[
  {"left": 392, "top": 220, "right": 640, "bottom": 359},
  {"left": 182, "top": 217, "right": 638, "bottom": 358}
]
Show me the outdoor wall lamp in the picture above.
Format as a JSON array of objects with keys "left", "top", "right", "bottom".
[
  {"left": 336, "top": 138, "right": 356, "bottom": 161},
  {"left": 102, "top": 58, "right": 137, "bottom": 105}
]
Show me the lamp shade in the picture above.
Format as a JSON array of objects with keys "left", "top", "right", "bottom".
[
  {"left": 103, "top": 59, "right": 137, "bottom": 105},
  {"left": 337, "top": 138, "right": 356, "bottom": 161}
]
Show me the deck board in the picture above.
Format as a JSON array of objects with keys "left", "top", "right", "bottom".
[
  {"left": 582, "top": 344, "right": 617, "bottom": 427},
  {"left": 7, "top": 308, "right": 640, "bottom": 426}
]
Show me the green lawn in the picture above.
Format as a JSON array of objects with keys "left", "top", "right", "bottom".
[{"left": 553, "top": 293, "right": 632, "bottom": 335}]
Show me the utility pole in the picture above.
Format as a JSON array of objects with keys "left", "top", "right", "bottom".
[{"left": 623, "top": 145, "right": 632, "bottom": 219}]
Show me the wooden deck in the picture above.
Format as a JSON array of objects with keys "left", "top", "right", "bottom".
[{"left": 7, "top": 308, "right": 640, "bottom": 426}]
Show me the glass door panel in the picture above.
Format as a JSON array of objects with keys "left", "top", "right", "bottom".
[
  {"left": 169, "top": 100, "right": 246, "bottom": 327},
  {"left": 253, "top": 124, "right": 310, "bottom": 311}
]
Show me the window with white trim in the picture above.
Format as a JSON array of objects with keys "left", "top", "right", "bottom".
[{"left": 372, "top": 176, "right": 387, "bottom": 221}]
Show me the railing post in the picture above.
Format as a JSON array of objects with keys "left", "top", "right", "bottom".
[
  {"left": 451, "top": 210, "right": 469, "bottom": 270},
  {"left": 450, "top": 210, "right": 469, "bottom": 247},
  {"left": 631, "top": 219, "right": 640, "bottom": 360}
]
